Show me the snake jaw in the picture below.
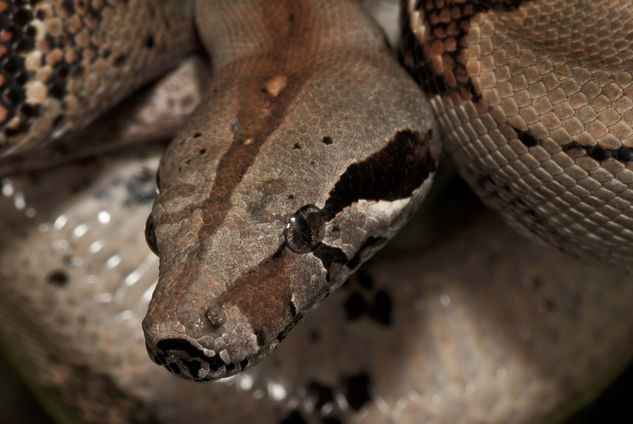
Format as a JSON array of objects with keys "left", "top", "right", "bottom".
[
  {"left": 144, "top": 303, "right": 259, "bottom": 381},
  {"left": 146, "top": 334, "right": 257, "bottom": 381},
  {"left": 146, "top": 338, "right": 219, "bottom": 381}
]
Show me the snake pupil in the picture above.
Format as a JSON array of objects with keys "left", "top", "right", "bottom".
[{"left": 284, "top": 205, "right": 325, "bottom": 254}]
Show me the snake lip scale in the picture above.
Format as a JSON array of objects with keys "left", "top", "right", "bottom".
[{"left": 2, "top": 0, "right": 633, "bottom": 391}]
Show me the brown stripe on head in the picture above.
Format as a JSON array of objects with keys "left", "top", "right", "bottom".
[
  {"left": 194, "top": 0, "right": 322, "bottom": 244},
  {"left": 195, "top": 65, "right": 315, "bottom": 243},
  {"left": 216, "top": 248, "right": 298, "bottom": 347}
]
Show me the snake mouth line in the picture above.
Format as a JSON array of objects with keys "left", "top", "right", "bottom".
[{"left": 147, "top": 338, "right": 249, "bottom": 381}]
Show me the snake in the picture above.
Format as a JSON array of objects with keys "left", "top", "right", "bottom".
[{"left": 1, "top": 0, "right": 633, "bottom": 422}]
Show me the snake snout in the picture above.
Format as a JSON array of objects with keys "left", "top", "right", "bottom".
[{"left": 146, "top": 338, "right": 232, "bottom": 381}]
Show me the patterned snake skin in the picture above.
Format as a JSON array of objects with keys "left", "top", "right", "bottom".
[
  {"left": 2, "top": 0, "right": 633, "bottom": 423},
  {"left": 403, "top": 0, "right": 633, "bottom": 268},
  {"left": 0, "top": 0, "right": 194, "bottom": 155}
]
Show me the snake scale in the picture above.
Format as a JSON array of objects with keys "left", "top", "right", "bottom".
[{"left": 1, "top": 0, "right": 633, "bottom": 423}]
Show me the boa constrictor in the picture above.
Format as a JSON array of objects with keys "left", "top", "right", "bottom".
[{"left": 1, "top": 0, "right": 633, "bottom": 423}]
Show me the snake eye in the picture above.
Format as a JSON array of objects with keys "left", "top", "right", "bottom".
[
  {"left": 284, "top": 205, "right": 325, "bottom": 254},
  {"left": 145, "top": 214, "right": 159, "bottom": 255}
]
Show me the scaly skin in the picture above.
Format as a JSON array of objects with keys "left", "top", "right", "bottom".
[
  {"left": 0, "top": 0, "right": 195, "bottom": 156},
  {"left": 143, "top": 0, "right": 440, "bottom": 381},
  {"left": 403, "top": 0, "right": 633, "bottom": 268}
]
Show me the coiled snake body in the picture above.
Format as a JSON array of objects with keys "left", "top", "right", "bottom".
[{"left": 1, "top": 0, "right": 633, "bottom": 423}]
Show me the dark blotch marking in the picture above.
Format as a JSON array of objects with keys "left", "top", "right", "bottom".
[
  {"left": 293, "top": 143, "right": 301, "bottom": 149},
  {"left": 144, "top": 35, "right": 155, "bottom": 48},
  {"left": 0, "top": 2, "right": 37, "bottom": 134},
  {"left": 402, "top": 0, "right": 529, "bottom": 101},
  {"left": 193, "top": 132, "right": 202, "bottom": 138},
  {"left": 514, "top": 128, "right": 538, "bottom": 147},
  {"left": 289, "top": 300, "right": 297, "bottom": 318},
  {"left": 15, "top": 71, "right": 28, "bottom": 85},
  {"left": 356, "top": 269, "right": 374, "bottom": 290},
  {"left": 16, "top": 36, "right": 34, "bottom": 52},
  {"left": 255, "top": 330, "right": 266, "bottom": 346},
  {"left": 343, "top": 371, "right": 373, "bottom": 411},
  {"left": 20, "top": 103, "right": 39, "bottom": 118},
  {"left": 239, "top": 359, "right": 249, "bottom": 369},
  {"left": 3, "top": 56, "right": 23, "bottom": 74},
  {"left": 309, "top": 329, "right": 320, "bottom": 342},
  {"left": 114, "top": 54, "right": 127, "bottom": 67},
  {"left": 199, "top": 148, "right": 206, "bottom": 155},
  {"left": 322, "top": 136, "right": 333, "bottom": 145},
  {"left": 60, "top": 0, "right": 75, "bottom": 14},
  {"left": 312, "top": 242, "right": 349, "bottom": 281},
  {"left": 343, "top": 292, "right": 367, "bottom": 321},
  {"left": 49, "top": 80, "right": 66, "bottom": 99},
  {"left": 125, "top": 167, "right": 157, "bottom": 204},
  {"left": 12, "top": 8, "right": 33, "bottom": 26},
  {"left": 321, "top": 130, "right": 435, "bottom": 221},
  {"left": 7, "top": 86, "right": 24, "bottom": 104},
  {"left": 47, "top": 270, "right": 69, "bottom": 287},
  {"left": 563, "top": 140, "right": 631, "bottom": 163},
  {"left": 589, "top": 145, "right": 612, "bottom": 161},
  {"left": 306, "top": 380, "right": 335, "bottom": 410},
  {"left": 279, "top": 410, "right": 307, "bottom": 424},
  {"left": 616, "top": 146, "right": 633, "bottom": 162},
  {"left": 369, "top": 289, "right": 393, "bottom": 326}
]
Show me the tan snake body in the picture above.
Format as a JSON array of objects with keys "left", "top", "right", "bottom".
[
  {"left": 404, "top": 0, "right": 633, "bottom": 267},
  {"left": 1, "top": 0, "right": 633, "bottom": 423}
]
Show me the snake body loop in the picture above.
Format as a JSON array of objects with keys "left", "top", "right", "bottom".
[
  {"left": 404, "top": 0, "right": 633, "bottom": 268},
  {"left": 0, "top": 0, "right": 194, "bottom": 156}
]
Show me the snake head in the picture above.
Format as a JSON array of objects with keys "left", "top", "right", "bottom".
[{"left": 141, "top": 22, "right": 440, "bottom": 380}]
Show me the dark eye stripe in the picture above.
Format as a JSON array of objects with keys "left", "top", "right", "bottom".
[
  {"left": 312, "top": 242, "right": 349, "bottom": 282},
  {"left": 321, "top": 129, "right": 436, "bottom": 221}
]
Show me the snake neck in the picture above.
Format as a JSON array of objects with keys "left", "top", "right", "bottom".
[{"left": 194, "top": 0, "right": 389, "bottom": 71}]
